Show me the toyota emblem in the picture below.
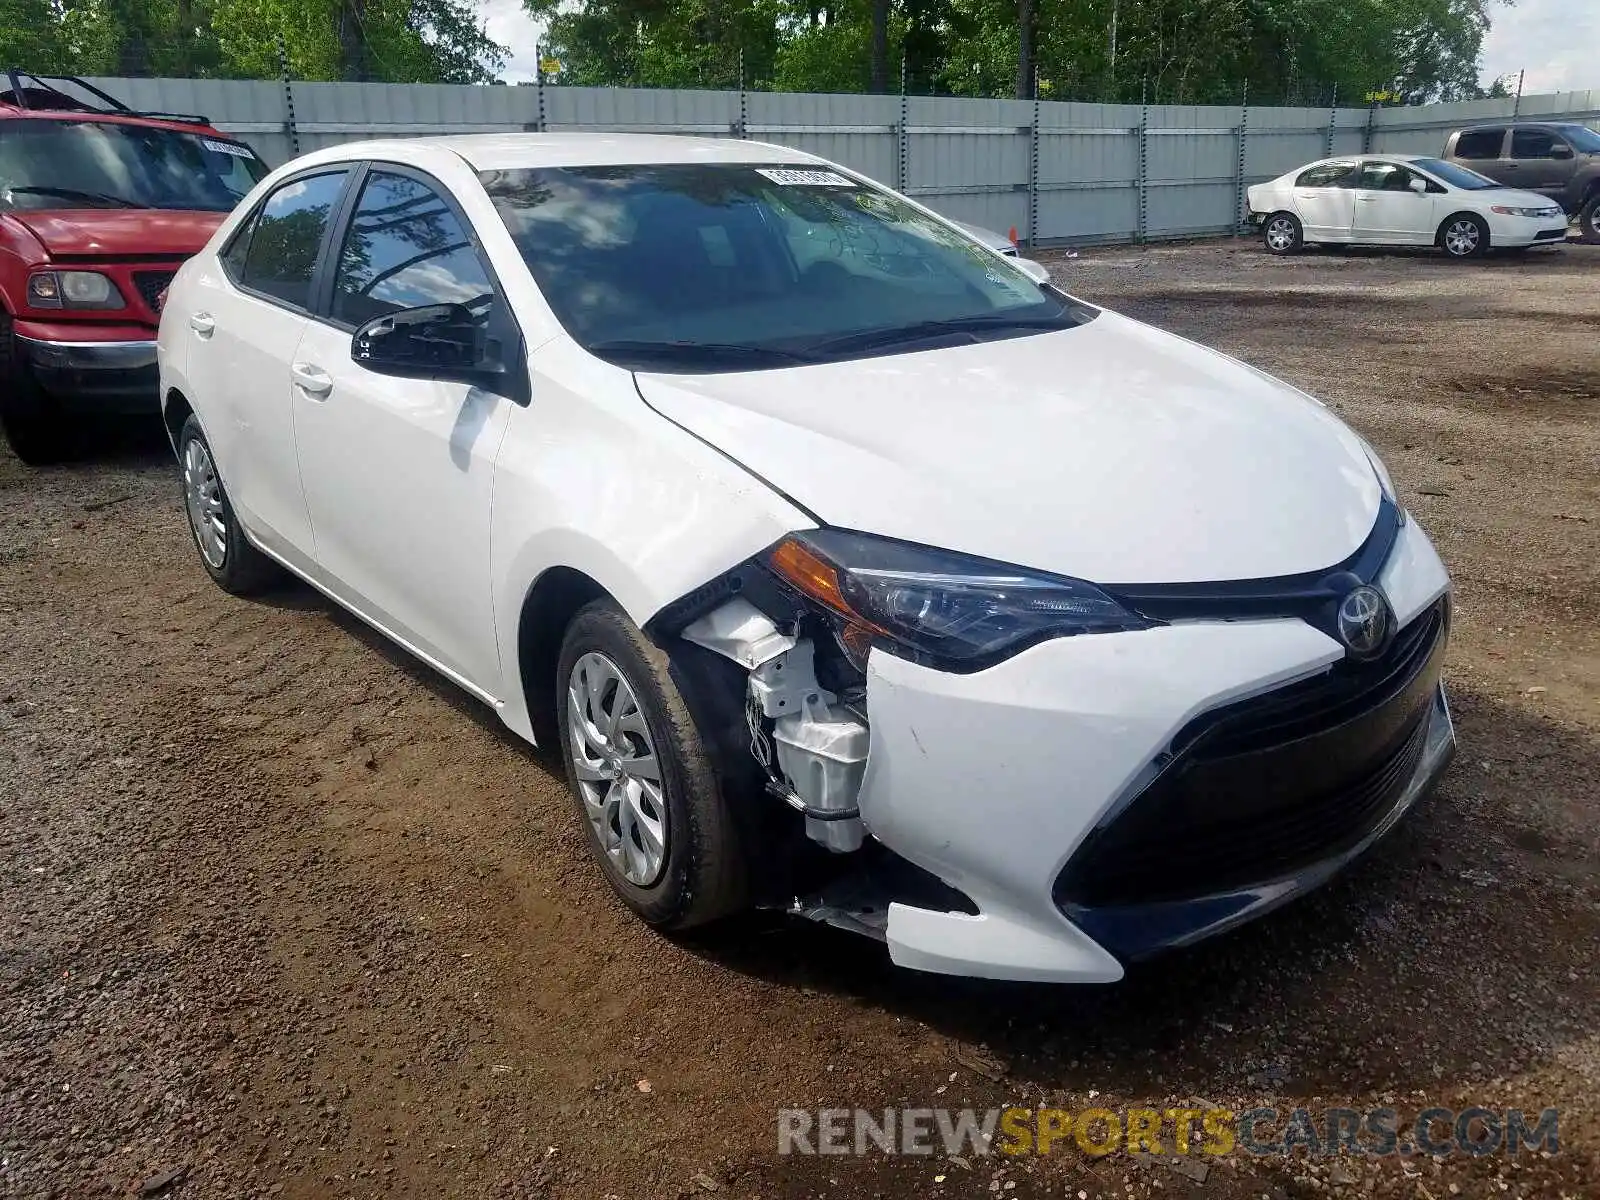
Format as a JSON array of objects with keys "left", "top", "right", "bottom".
[{"left": 1336, "top": 585, "right": 1392, "bottom": 659}]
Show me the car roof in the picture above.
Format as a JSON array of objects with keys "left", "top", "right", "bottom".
[
  {"left": 0, "top": 103, "right": 232, "bottom": 139},
  {"left": 1303, "top": 153, "right": 1426, "bottom": 167},
  {"left": 295, "top": 132, "right": 825, "bottom": 173}
]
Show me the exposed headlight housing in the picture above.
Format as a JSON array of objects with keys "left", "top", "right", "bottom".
[
  {"left": 767, "top": 530, "right": 1152, "bottom": 671},
  {"left": 27, "top": 270, "right": 125, "bottom": 310},
  {"left": 1357, "top": 437, "right": 1406, "bottom": 527}
]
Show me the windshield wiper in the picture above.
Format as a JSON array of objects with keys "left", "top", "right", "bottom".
[
  {"left": 589, "top": 339, "right": 817, "bottom": 366},
  {"left": 5, "top": 186, "right": 148, "bottom": 209},
  {"left": 805, "top": 313, "right": 1075, "bottom": 357}
]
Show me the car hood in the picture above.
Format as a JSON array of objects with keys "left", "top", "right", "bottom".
[
  {"left": 11, "top": 208, "right": 227, "bottom": 258},
  {"left": 635, "top": 311, "right": 1382, "bottom": 585},
  {"left": 1482, "top": 187, "right": 1564, "bottom": 209}
]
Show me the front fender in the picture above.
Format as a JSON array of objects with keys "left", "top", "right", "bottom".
[{"left": 489, "top": 338, "right": 814, "bottom": 744}]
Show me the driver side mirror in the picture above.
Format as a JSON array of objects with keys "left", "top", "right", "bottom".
[
  {"left": 1550, "top": 142, "right": 1574, "bottom": 159},
  {"left": 1408, "top": 176, "right": 1428, "bottom": 195},
  {"left": 1014, "top": 257, "right": 1052, "bottom": 284},
  {"left": 352, "top": 303, "right": 507, "bottom": 389}
]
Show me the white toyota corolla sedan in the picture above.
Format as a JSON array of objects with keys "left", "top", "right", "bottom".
[
  {"left": 1248, "top": 153, "right": 1568, "bottom": 257},
  {"left": 158, "top": 134, "right": 1455, "bottom": 983}
]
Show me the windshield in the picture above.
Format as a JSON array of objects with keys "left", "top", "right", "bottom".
[
  {"left": 480, "top": 162, "right": 1093, "bottom": 370},
  {"left": 0, "top": 118, "right": 268, "bottom": 212},
  {"left": 1413, "top": 158, "right": 1500, "bottom": 190},
  {"left": 1557, "top": 125, "right": 1600, "bottom": 153}
]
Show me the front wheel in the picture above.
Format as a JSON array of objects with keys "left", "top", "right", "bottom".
[
  {"left": 1578, "top": 195, "right": 1600, "bottom": 245},
  {"left": 0, "top": 322, "right": 68, "bottom": 465},
  {"left": 1438, "top": 213, "right": 1489, "bottom": 258},
  {"left": 1263, "top": 212, "right": 1303, "bottom": 255},
  {"left": 555, "top": 600, "right": 747, "bottom": 929},
  {"left": 177, "top": 414, "right": 280, "bottom": 595}
]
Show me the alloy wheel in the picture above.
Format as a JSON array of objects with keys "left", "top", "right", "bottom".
[
  {"left": 1266, "top": 217, "right": 1297, "bottom": 251},
  {"left": 1443, "top": 219, "right": 1480, "bottom": 256},
  {"left": 567, "top": 651, "right": 669, "bottom": 886},
  {"left": 183, "top": 437, "right": 227, "bottom": 569}
]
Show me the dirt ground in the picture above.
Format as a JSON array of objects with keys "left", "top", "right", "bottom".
[{"left": 2, "top": 237, "right": 1597, "bottom": 1200}]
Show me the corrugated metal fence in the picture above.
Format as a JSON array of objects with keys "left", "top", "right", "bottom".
[{"left": 86, "top": 77, "right": 1600, "bottom": 247}]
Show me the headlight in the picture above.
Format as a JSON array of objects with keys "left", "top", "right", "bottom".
[
  {"left": 1489, "top": 205, "right": 1555, "bottom": 218},
  {"left": 767, "top": 530, "right": 1151, "bottom": 671},
  {"left": 27, "top": 270, "right": 125, "bottom": 310}
]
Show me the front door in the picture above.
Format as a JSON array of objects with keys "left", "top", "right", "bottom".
[
  {"left": 292, "top": 167, "right": 516, "bottom": 700},
  {"left": 1506, "top": 127, "right": 1573, "bottom": 201},
  {"left": 1352, "top": 161, "right": 1439, "bottom": 245}
]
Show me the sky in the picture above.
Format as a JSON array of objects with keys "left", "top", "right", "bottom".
[
  {"left": 477, "top": 0, "right": 545, "bottom": 83},
  {"left": 473, "top": 0, "right": 1597, "bottom": 96},
  {"left": 1480, "top": 0, "right": 1596, "bottom": 95}
]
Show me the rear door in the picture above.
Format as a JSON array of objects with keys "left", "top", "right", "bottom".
[
  {"left": 1351, "top": 161, "right": 1440, "bottom": 244},
  {"left": 289, "top": 164, "right": 518, "bottom": 700},
  {"left": 1291, "top": 160, "right": 1359, "bottom": 240},
  {"left": 1505, "top": 127, "right": 1573, "bottom": 200},
  {"left": 182, "top": 167, "right": 352, "bottom": 564},
  {"left": 1449, "top": 127, "right": 1510, "bottom": 183}
]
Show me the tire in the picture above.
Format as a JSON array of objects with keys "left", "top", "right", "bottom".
[
  {"left": 1579, "top": 194, "right": 1600, "bottom": 245},
  {"left": 0, "top": 318, "right": 69, "bottom": 465},
  {"left": 555, "top": 599, "right": 747, "bottom": 930},
  {"left": 1263, "top": 212, "right": 1303, "bottom": 255},
  {"left": 177, "top": 414, "right": 280, "bottom": 595},
  {"left": 1438, "top": 212, "right": 1489, "bottom": 258}
]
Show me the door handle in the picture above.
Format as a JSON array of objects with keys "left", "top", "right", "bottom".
[
  {"left": 1357, "top": 195, "right": 1378, "bottom": 202},
  {"left": 189, "top": 312, "right": 215, "bottom": 336},
  {"left": 291, "top": 362, "right": 334, "bottom": 399}
]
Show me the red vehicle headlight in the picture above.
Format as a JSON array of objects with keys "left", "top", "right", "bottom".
[{"left": 27, "top": 270, "right": 126, "bottom": 310}]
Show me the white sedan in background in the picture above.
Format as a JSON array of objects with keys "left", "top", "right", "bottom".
[
  {"left": 158, "top": 134, "right": 1453, "bottom": 984},
  {"left": 1248, "top": 153, "right": 1568, "bottom": 257}
]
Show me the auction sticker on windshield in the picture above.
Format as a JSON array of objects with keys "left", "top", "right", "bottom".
[
  {"left": 757, "top": 168, "right": 856, "bottom": 187},
  {"left": 202, "top": 138, "right": 253, "bottom": 157}
]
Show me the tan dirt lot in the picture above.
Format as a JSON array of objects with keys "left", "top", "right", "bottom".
[{"left": 1, "top": 237, "right": 1597, "bottom": 1200}]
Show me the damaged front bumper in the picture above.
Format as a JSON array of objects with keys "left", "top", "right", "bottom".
[{"left": 681, "top": 518, "right": 1455, "bottom": 984}]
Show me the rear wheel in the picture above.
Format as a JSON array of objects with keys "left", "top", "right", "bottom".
[
  {"left": 555, "top": 600, "right": 747, "bottom": 929},
  {"left": 1578, "top": 194, "right": 1600, "bottom": 245},
  {"left": 1438, "top": 213, "right": 1489, "bottom": 258},
  {"left": 0, "top": 318, "right": 68, "bottom": 465},
  {"left": 1263, "top": 212, "right": 1303, "bottom": 255},
  {"left": 178, "top": 414, "right": 280, "bottom": 595}
]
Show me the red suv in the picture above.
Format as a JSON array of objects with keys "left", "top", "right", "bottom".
[{"left": 1, "top": 72, "right": 269, "bottom": 463}]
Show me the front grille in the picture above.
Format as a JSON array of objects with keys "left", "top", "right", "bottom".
[
  {"left": 132, "top": 269, "right": 177, "bottom": 313},
  {"left": 1056, "top": 600, "right": 1448, "bottom": 908}
]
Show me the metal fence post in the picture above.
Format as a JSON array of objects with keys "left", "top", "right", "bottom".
[
  {"left": 1028, "top": 65, "right": 1040, "bottom": 248},
  {"left": 276, "top": 33, "right": 299, "bottom": 158},
  {"left": 1363, "top": 97, "right": 1376, "bottom": 154},
  {"left": 896, "top": 54, "right": 909, "bottom": 193},
  {"left": 534, "top": 41, "right": 546, "bottom": 132},
  {"left": 1324, "top": 82, "right": 1337, "bottom": 157},
  {"left": 1235, "top": 80, "right": 1249, "bottom": 230},
  {"left": 1512, "top": 68, "right": 1524, "bottom": 118},
  {"left": 1135, "top": 81, "right": 1148, "bottom": 243},
  {"left": 736, "top": 49, "right": 747, "bottom": 137}
]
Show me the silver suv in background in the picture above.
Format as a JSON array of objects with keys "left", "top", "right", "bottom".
[{"left": 1441, "top": 123, "right": 1600, "bottom": 243}]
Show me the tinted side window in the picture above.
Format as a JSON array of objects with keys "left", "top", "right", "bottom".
[
  {"left": 1453, "top": 129, "right": 1505, "bottom": 159},
  {"left": 331, "top": 171, "right": 494, "bottom": 329},
  {"left": 240, "top": 170, "right": 349, "bottom": 309},
  {"left": 1510, "top": 129, "right": 1561, "bottom": 158},
  {"left": 1295, "top": 161, "right": 1356, "bottom": 187}
]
